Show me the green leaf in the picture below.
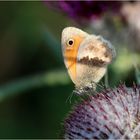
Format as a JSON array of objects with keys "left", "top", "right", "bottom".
[{"left": 0, "top": 69, "right": 70, "bottom": 101}]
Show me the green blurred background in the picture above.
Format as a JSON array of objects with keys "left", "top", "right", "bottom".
[
  {"left": 0, "top": 1, "right": 140, "bottom": 138},
  {"left": 0, "top": 1, "right": 76, "bottom": 138}
]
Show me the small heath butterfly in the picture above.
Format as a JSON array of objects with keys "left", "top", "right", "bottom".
[{"left": 61, "top": 27, "right": 116, "bottom": 91}]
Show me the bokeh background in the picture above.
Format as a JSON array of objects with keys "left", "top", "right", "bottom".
[{"left": 0, "top": 1, "right": 140, "bottom": 138}]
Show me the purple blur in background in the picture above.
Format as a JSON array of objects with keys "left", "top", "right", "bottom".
[{"left": 45, "top": 1, "right": 122, "bottom": 23}]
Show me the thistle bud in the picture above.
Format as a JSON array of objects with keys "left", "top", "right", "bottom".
[{"left": 63, "top": 84, "right": 140, "bottom": 139}]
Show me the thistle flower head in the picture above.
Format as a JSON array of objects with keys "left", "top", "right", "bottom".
[{"left": 63, "top": 84, "right": 140, "bottom": 139}]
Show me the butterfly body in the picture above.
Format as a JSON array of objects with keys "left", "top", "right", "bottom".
[{"left": 61, "top": 27, "right": 116, "bottom": 89}]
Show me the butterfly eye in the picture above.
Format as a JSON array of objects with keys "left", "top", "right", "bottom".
[{"left": 67, "top": 39, "right": 74, "bottom": 47}]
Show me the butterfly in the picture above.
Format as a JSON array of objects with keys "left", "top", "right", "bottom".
[{"left": 61, "top": 27, "right": 116, "bottom": 90}]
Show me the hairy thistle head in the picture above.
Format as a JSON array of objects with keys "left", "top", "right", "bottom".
[{"left": 63, "top": 84, "right": 140, "bottom": 139}]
